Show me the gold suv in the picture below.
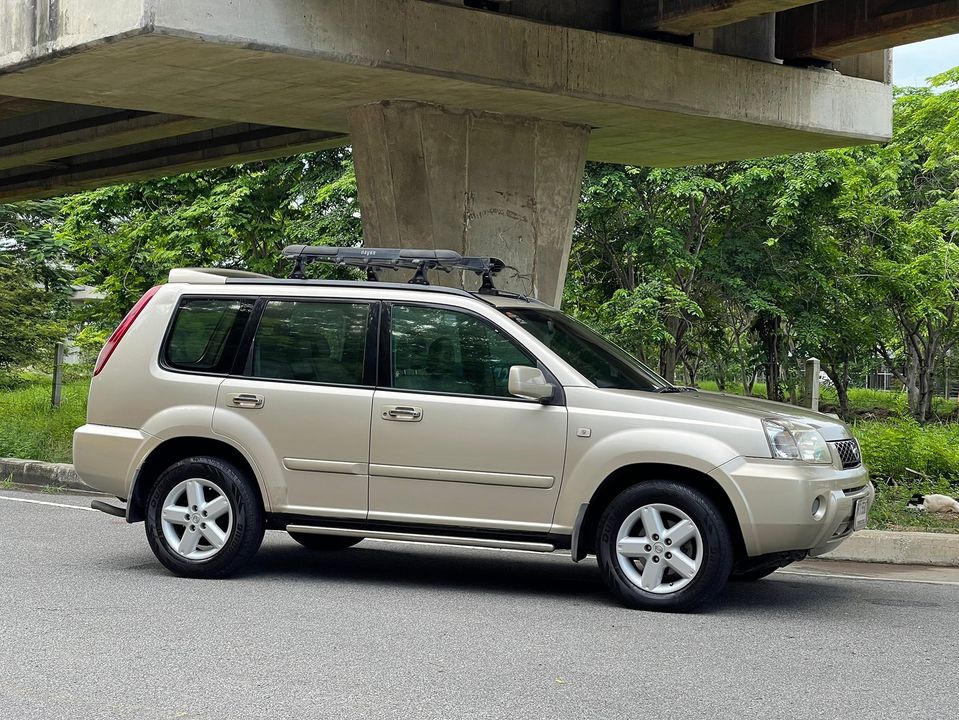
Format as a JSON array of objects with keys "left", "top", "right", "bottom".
[{"left": 74, "top": 247, "right": 873, "bottom": 612}]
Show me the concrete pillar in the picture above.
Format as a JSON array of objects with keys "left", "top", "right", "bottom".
[
  {"left": 348, "top": 101, "right": 589, "bottom": 307},
  {"left": 804, "top": 357, "right": 821, "bottom": 412}
]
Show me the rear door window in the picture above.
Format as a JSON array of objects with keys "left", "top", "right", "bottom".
[
  {"left": 164, "top": 297, "right": 254, "bottom": 374},
  {"left": 245, "top": 300, "right": 372, "bottom": 386}
]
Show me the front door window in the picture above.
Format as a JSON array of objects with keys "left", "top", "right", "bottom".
[{"left": 390, "top": 305, "right": 533, "bottom": 398}]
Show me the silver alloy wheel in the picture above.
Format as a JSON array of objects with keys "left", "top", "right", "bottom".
[
  {"left": 615, "top": 503, "right": 703, "bottom": 595},
  {"left": 160, "top": 478, "right": 234, "bottom": 561}
]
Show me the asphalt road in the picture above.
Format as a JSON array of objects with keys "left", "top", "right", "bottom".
[{"left": 1, "top": 489, "right": 957, "bottom": 720}]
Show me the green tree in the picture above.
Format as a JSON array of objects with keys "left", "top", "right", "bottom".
[
  {"left": 0, "top": 253, "right": 65, "bottom": 374},
  {"left": 60, "top": 149, "right": 359, "bottom": 324},
  {"left": 833, "top": 70, "right": 959, "bottom": 421}
]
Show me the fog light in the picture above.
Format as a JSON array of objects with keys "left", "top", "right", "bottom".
[{"left": 811, "top": 496, "right": 826, "bottom": 520}]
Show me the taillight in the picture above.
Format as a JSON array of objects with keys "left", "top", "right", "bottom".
[{"left": 93, "top": 285, "right": 162, "bottom": 377}]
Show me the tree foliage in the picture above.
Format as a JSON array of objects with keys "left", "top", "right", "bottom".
[
  {"left": 59, "top": 149, "right": 359, "bottom": 322},
  {"left": 0, "top": 202, "right": 67, "bottom": 373}
]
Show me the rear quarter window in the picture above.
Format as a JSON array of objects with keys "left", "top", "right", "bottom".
[{"left": 163, "top": 297, "right": 253, "bottom": 373}]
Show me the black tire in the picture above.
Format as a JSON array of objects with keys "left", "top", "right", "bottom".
[
  {"left": 288, "top": 532, "right": 363, "bottom": 551},
  {"left": 145, "top": 456, "right": 264, "bottom": 578},
  {"left": 596, "top": 481, "right": 733, "bottom": 612}
]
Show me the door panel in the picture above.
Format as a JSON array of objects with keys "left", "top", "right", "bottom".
[
  {"left": 212, "top": 298, "right": 375, "bottom": 518},
  {"left": 370, "top": 391, "right": 567, "bottom": 530},
  {"left": 370, "top": 303, "right": 568, "bottom": 532},
  {"left": 214, "top": 381, "right": 372, "bottom": 518}
]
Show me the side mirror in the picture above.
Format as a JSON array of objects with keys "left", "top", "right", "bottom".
[{"left": 508, "top": 365, "right": 555, "bottom": 402}]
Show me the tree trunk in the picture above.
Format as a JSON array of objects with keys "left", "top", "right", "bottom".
[
  {"left": 915, "top": 361, "right": 936, "bottom": 422},
  {"left": 755, "top": 312, "right": 783, "bottom": 402},
  {"left": 824, "top": 364, "right": 850, "bottom": 417},
  {"left": 659, "top": 315, "right": 688, "bottom": 384}
]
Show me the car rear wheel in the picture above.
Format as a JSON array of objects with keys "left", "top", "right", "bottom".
[
  {"left": 145, "top": 456, "right": 264, "bottom": 578},
  {"left": 596, "top": 481, "right": 733, "bottom": 612},
  {"left": 288, "top": 532, "right": 363, "bottom": 551}
]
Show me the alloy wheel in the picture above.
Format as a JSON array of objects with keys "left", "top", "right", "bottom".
[
  {"left": 160, "top": 478, "right": 234, "bottom": 561},
  {"left": 615, "top": 503, "right": 703, "bottom": 594}
]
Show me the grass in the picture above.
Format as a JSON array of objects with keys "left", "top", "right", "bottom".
[
  {"left": 0, "top": 377, "right": 89, "bottom": 464},
  {"left": 696, "top": 380, "right": 959, "bottom": 419},
  {"left": 869, "top": 480, "right": 959, "bottom": 533},
  {"left": 853, "top": 419, "right": 959, "bottom": 533},
  {"left": 695, "top": 380, "right": 767, "bottom": 397}
]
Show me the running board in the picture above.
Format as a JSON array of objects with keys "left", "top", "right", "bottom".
[{"left": 285, "top": 524, "right": 555, "bottom": 553}]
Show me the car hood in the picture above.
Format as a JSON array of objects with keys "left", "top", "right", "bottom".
[
  {"left": 674, "top": 389, "right": 852, "bottom": 441},
  {"left": 595, "top": 387, "right": 852, "bottom": 442}
]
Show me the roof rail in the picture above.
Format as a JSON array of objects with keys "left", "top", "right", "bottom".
[
  {"left": 282, "top": 245, "right": 506, "bottom": 292},
  {"left": 168, "top": 268, "right": 272, "bottom": 284}
]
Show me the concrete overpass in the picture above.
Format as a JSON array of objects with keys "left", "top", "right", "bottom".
[{"left": 1, "top": 1, "right": 957, "bottom": 303}]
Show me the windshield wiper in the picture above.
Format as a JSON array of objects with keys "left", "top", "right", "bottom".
[{"left": 657, "top": 386, "right": 692, "bottom": 393}]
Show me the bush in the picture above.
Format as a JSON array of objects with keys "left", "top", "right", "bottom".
[
  {"left": 852, "top": 419, "right": 959, "bottom": 484},
  {"left": 819, "top": 387, "right": 958, "bottom": 419}
]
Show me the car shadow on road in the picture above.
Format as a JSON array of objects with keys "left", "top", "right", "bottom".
[
  {"left": 720, "top": 575, "right": 863, "bottom": 615},
  {"left": 216, "top": 540, "right": 874, "bottom": 613},
  {"left": 245, "top": 542, "right": 609, "bottom": 603}
]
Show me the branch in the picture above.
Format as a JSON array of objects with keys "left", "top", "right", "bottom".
[{"left": 877, "top": 342, "right": 908, "bottom": 386}]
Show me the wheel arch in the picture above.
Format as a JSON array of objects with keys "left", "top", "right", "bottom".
[
  {"left": 573, "top": 463, "right": 747, "bottom": 562},
  {"left": 128, "top": 436, "right": 266, "bottom": 523}
]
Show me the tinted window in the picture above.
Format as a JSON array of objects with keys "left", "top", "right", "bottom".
[
  {"left": 164, "top": 298, "right": 252, "bottom": 373},
  {"left": 391, "top": 305, "right": 533, "bottom": 397},
  {"left": 248, "top": 301, "right": 370, "bottom": 385},
  {"left": 500, "top": 308, "right": 670, "bottom": 392}
]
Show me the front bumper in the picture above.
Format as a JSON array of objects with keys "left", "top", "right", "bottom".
[{"left": 716, "top": 455, "right": 874, "bottom": 557}]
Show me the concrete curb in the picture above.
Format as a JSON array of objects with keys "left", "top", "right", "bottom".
[
  {"left": 0, "top": 458, "right": 95, "bottom": 494},
  {"left": 821, "top": 529, "right": 959, "bottom": 567}
]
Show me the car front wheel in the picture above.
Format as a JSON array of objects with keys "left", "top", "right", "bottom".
[
  {"left": 596, "top": 481, "right": 733, "bottom": 612},
  {"left": 145, "top": 456, "right": 264, "bottom": 578}
]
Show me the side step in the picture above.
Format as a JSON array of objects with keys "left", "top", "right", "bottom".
[
  {"left": 91, "top": 500, "right": 126, "bottom": 518},
  {"left": 285, "top": 524, "right": 555, "bottom": 553}
]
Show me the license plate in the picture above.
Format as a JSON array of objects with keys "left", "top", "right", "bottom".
[{"left": 853, "top": 498, "right": 869, "bottom": 531}]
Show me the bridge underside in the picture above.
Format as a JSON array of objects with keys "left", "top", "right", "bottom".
[{"left": 1, "top": 0, "right": 954, "bottom": 303}]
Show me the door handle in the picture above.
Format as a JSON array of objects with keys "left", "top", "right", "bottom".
[
  {"left": 381, "top": 405, "right": 423, "bottom": 422},
  {"left": 229, "top": 393, "right": 264, "bottom": 409}
]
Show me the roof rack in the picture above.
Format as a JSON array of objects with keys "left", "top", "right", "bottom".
[{"left": 282, "top": 245, "right": 506, "bottom": 293}]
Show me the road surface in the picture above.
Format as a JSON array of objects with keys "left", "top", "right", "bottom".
[{"left": 1, "top": 489, "right": 955, "bottom": 719}]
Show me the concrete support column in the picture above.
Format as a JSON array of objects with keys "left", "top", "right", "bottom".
[{"left": 348, "top": 100, "right": 589, "bottom": 306}]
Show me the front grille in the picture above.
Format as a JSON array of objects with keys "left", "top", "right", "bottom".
[{"left": 832, "top": 439, "right": 862, "bottom": 469}]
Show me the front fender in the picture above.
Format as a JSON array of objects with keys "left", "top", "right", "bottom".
[{"left": 552, "top": 427, "right": 751, "bottom": 536}]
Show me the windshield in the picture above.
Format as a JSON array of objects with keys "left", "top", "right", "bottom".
[{"left": 500, "top": 308, "right": 673, "bottom": 392}]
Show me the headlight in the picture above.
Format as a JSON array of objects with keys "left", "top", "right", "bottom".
[{"left": 762, "top": 419, "right": 831, "bottom": 464}]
